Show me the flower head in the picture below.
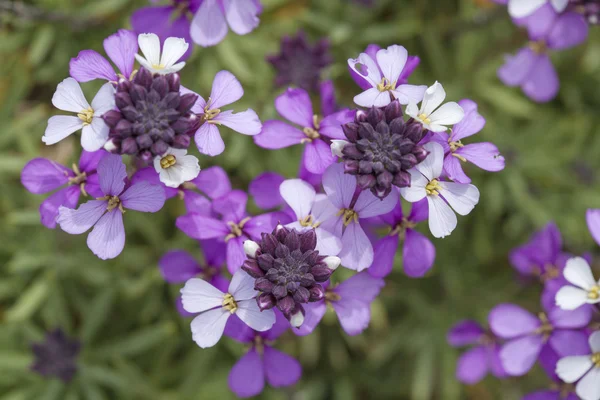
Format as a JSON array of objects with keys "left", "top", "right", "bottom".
[
  {"left": 241, "top": 226, "right": 341, "bottom": 326},
  {"left": 400, "top": 142, "right": 479, "bottom": 238},
  {"left": 348, "top": 44, "right": 426, "bottom": 107},
  {"left": 134, "top": 33, "right": 189, "bottom": 75},
  {"left": 406, "top": 81, "right": 464, "bottom": 132},
  {"left": 556, "top": 331, "right": 600, "bottom": 400},
  {"left": 181, "top": 269, "right": 276, "bottom": 348},
  {"left": 336, "top": 100, "right": 428, "bottom": 198},
  {"left": 57, "top": 153, "right": 166, "bottom": 259},
  {"left": 507, "top": 0, "right": 568, "bottom": 18},
  {"left": 43, "top": 78, "right": 115, "bottom": 151},
  {"left": 556, "top": 257, "right": 600, "bottom": 310},
  {"left": 267, "top": 30, "right": 332, "bottom": 92},
  {"left": 153, "top": 147, "right": 200, "bottom": 187},
  {"left": 30, "top": 329, "right": 81, "bottom": 383}
]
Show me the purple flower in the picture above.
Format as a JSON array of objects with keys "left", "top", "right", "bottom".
[
  {"left": 498, "top": 8, "right": 588, "bottom": 102},
  {"left": 369, "top": 198, "right": 436, "bottom": 278},
  {"left": 225, "top": 312, "right": 301, "bottom": 398},
  {"left": 176, "top": 190, "right": 288, "bottom": 273},
  {"left": 489, "top": 302, "right": 592, "bottom": 376},
  {"left": 586, "top": 208, "right": 600, "bottom": 247},
  {"left": 447, "top": 320, "right": 506, "bottom": 384},
  {"left": 69, "top": 29, "right": 138, "bottom": 82},
  {"left": 241, "top": 226, "right": 341, "bottom": 326},
  {"left": 293, "top": 272, "right": 384, "bottom": 336},
  {"left": 190, "top": 0, "right": 262, "bottom": 47},
  {"left": 31, "top": 329, "right": 81, "bottom": 383},
  {"left": 266, "top": 30, "right": 332, "bottom": 92},
  {"left": 321, "top": 163, "right": 398, "bottom": 271},
  {"left": 131, "top": 1, "right": 201, "bottom": 61},
  {"left": 556, "top": 331, "right": 600, "bottom": 400},
  {"left": 428, "top": 99, "right": 505, "bottom": 184},
  {"left": 254, "top": 88, "right": 355, "bottom": 174},
  {"left": 249, "top": 172, "right": 286, "bottom": 210},
  {"left": 56, "top": 153, "right": 166, "bottom": 259},
  {"left": 21, "top": 150, "right": 106, "bottom": 229},
  {"left": 180, "top": 269, "right": 276, "bottom": 348},
  {"left": 187, "top": 70, "right": 261, "bottom": 156}
]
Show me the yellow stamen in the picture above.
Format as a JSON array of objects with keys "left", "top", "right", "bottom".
[
  {"left": 325, "top": 291, "right": 341, "bottom": 302},
  {"left": 67, "top": 163, "right": 88, "bottom": 196},
  {"left": 529, "top": 40, "right": 547, "bottom": 55},
  {"left": 337, "top": 208, "right": 359, "bottom": 227},
  {"left": 451, "top": 153, "right": 467, "bottom": 163},
  {"left": 151, "top": 64, "right": 166, "bottom": 70},
  {"left": 97, "top": 195, "right": 125, "bottom": 214},
  {"left": 222, "top": 293, "right": 238, "bottom": 313},
  {"left": 592, "top": 352, "right": 600, "bottom": 367},
  {"left": 425, "top": 179, "right": 441, "bottom": 196},
  {"left": 299, "top": 215, "right": 321, "bottom": 229},
  {"left": 224, "top": 217, "right": 251, "bottom": 242},
  {"left": 417, "top": 113, "right": 432, "bottom": 125},
  {"left": 389, "top": 217, "right": 417, "bottom": 240},
  {"left": 160, "top": 154, "right": 177, "bottom": 169},
  {"left": 534, "top": 312, "right": 553, "bottom": 340},
  {"left": 448, "top": 139, "right": 464, "bottom": 152},
  {"left": 540, "top": 264, "right": 560, "bottom": 283},
  {"left": 376, "top": 77, "right": 394, "bottom": 92},
  {"left": 588, "top": 285, "right": 600, "bottom": 300},
  {"left": 77, "top": 108, "right": 94, "bottom": 125},
  {"left": 203, "top": 98, "right": 221, "bottom": 121}
]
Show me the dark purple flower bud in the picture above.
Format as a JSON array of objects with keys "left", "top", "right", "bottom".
[
  {"left": 277, "top": 295, "right": 295, "bottom": 316},
  {"left": 151, "top": 140, "right": 169, "bottom": 155},
  {"left": 151, "top": 76, "right": 169, "bottom": 97},
  {"left": 342, "top": 123, "right": 360, "bottom": 142},
  {"left": 179, "top": 93, "right": 198, "bottom": 113},
  {"left": 257, "top": 253, "right": 275, "bottom": 272},
  {"left": 357, "top": 174, "right": 376, "bottom": 189},
  {"left": 254, "top": 277, "right": 273, "bottom": 292},
  {"left": 172, "top": 134, "right": 191, "bottom": 149},
  {"left": 166, "top": 72, "right": 180, "bottom": 92},
  {"left": 293, "top": 286, "right": 310, "bottom": 303},
  {"left": 257, "top": 293, "right": 275, "bottom": 311},
  {"left": 115, "top": 92, "right": 132, "bottom": 109},
  {"left": 129, "top": 84, "right": 147, "bottom": 103},
  {"left": 309, "top": 285, "right": 325, "bottom": 301},
  {"left": 272, "top": 284, "right": 287, "bottom": 299},
  {"left": 242, "top": 260, "right": 264, "bottom": 278},
  {"left": 136, "top": 134, "right": 153, "bottom": 149},
  {"left": 103, "top": 110, "right": 122, "bottom": 128},
  {"left": 299, "top": 230, "right": 317, "bottom": 253},
  {"left": 121, "top": 137, "right": 138, "bottom": 154},
  {"left": 31, "top": 329, "right": 81, "bottom": 383},
  {"left": 311, "top": 266, "right": 333, "bottom": 282}
]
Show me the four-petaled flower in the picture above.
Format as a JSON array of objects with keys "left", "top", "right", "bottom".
[
  {"left": 406, "top": 81, "right": 464, "bottom": 132},
  {"left": 556, "top": 331, "right": 600, "bottom": 400},
  {"left": 556, "top": 257, "right": 600, "bottom": 310},
  {"left": 507, "top": 0, "right": 568, "bottom": 18},
  {"left": 153, "top": 147, "right": 200, "bottom": 188},
  {"left": 134, "top": 33, "right": 189, "bottom": 75}
]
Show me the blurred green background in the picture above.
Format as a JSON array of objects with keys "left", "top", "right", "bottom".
[{"left": 2, "top": 0, "right": 600, "bottom": 399}]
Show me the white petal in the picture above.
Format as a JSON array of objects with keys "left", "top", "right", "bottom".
[
  {"left": 235, "top": 300, "right": 275, "bottom": 332},
  {"left": 399, "top": 169, "right": 428, "bottom": 202},
  {"left": 427, "top": 195, "right": 457, "bottom": 238},
  {"left": 52, "top": 77, "right": 90, "bottom": 112},
  {"left": 160, "top": 37, "right": 189, "bottom": 68},
  {"left": 556, "top": 286, "right": 593, "bottom": 310},
  {"left": 134, "top": 54, "right": 154, "bottom": 73},
  {"left": 190, "top": 308, "right": 229, "bottom": 348},
  {"left": 427, "top": 123, "right": 450, "bottom": 133},
  {"left": 315, "top": 227, "right": 342, "bottom": 256},
  {"left": 347, "top": 53, "right": 381, "bottom": 87},
  {"left": 438, "top": 182, "right": 479, "bottom": 216},
  {"left": 589, "top": 331, "right": 600, "bottom": 353},
  {"left": 551, "top": 0, "right": 568, "bottom": 12},
  {"left": 42, "top": 116, "right": 83, "bottom": 145},
  {"left": 91, "top": 83, "right": 116, "bottom": 115},
  {"left": 576, "top": 368, "right": 600, "bottom": 400},
  {"left": 376, "top": 45, "right": 407, "bottom": 83},
  {"left": 228, "top": 269, "right": 258, "bottom": 301},
  {"left": 508, "top": 0, "right": 546, "bottom": 18},
  {"left": 556, "top": 355, "right": 593, "bottom": 383},
  {"left": 417, "top": 142, "right": 444, "bottom": 181},
  {"left": 391, "top": 84, "right": 427, "bottom": 105},
  {"left": 177, "top": 154, "right": 201, "bottom": 182},
  {"left": 564, "top": 257, "right": 597, "bottom": 290},
  {"left": 137, "top": 33, "right": 161, "bottom": 65},
  {"left": 279, "top": 179, "right": 316, "bottom": 219},
  {"left": 160, "top": 62, "right": 186, "bottom": 75},
  {"left": 428, "top": 102, "right": 465, "bottom": 127},
  {"left": 405, "top": 102, "right": 419, "bottom": 120},
  {"left": 353, "top": 88, "right": 390, "bottom": 108},
  {"left": 330, "top": 140, "right": 349, "bottom": 157},
  {"left": 311, "top": 194, "right": 339, "bottom": 224},
  {"left": 421, "top": 81, "right": 446, "bottom": 116},
  {"left": 81, "top": 119, "right": 109, "bottom": 151},
  {"left": 180, "top": 278, "right": 224, "bottom": 313}
]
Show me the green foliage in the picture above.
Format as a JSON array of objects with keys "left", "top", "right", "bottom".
[{"left": 1, "top": 0, "right": 600, "bottom": 399}]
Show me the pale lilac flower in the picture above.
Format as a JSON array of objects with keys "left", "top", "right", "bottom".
[
  {"left": 249, "top": 172, "right": 286, "bottom": 210},
  {"left": 279, "top": 179, "right": 342, "bottom": 255},
  {"left": 369, "top": 199, "right": 436, "bottom": 278},
  {"left": 556, "top": 331, "right": 600, "bottom": 400},
  {"left": 134, "top": 33, "right": 189, "bottom": 75},
  {"left": 294, "top": 272, "right": 384, "bottom": 336},
  {"left": 587, "top": 209, "right": 600, "bottom": 246},
  {"left": 56, "top": 154, "right": 166, "bottom": 260},
  {"left": 507, "top": 0, "right": 568, "bottom": 18},
  {"left": 405, "top": 82, "right": 464, "bottom": 132},
  {"left": 176, "top": 190, "right": 289, "bottom": 273},
  {"left": 225, "top": 312, "right": 301, "bottom": 398},
  {"left": 43, "top": 78, "right": 115, "bottom": 151},
  {"left": 188, "top": 70, "right": 261, "bottom": 156},
  {"left": 69, "top": 29, "right": 138, "bottom": 82},
  {"left": 447, "top": 320, "right": 506, "bottom": 384},
  {"left": 254, "top": 88, "right": 354, "bottom": 174},
  {"left": 131, "top": 1, "right": 200, "bottom": 61},
  {"left": 21, "top": 150, "right": 106, "bottom": 228},
  {"left": 489, "top": 302, "right": 591, "bottom": 376},
  {"left": 181, "top": 269, "right": 276, "bottom": 348},
  {"left": 321, "top": 163, "right": 398, "bottom": 271},
  {"left": 498, "top": 10, "right": 588, "bottom": 102},
  {"left": 153, "top": 147, "right": 200, "bottom": 188},
  {"left": 190, "top": 0, "right": 262, "bottom": 47},
  {"left": 428, "top": 99, "right": 504, "bottom": 184},
  {"left": 347, "top": 44, "right": 426, "bottom": 107},
  {"left": 556, "top": 257, "right": 600, "bottom": 310},
  {"left": 400, "top": 142, "right": 480, "bottom": 238}
]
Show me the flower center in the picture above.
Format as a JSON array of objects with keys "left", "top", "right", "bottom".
[
  {"left": 151, "top": 64, "right": 166, "bottom": 70},
  {"left": 160, "top": 154, "right": 177, "bottom": 169},
  {"left": 253, "top": 335, "right": 265, "bottom": 355},
  {"left": 222, "top": 293, "right": 238, "bottom": 313},
  {"left": 425, "top": 179, "right": 441, "bottom": 196},
  {"left": 389, "top": 217, "right": 417, "bottom": 239},
  {"left": 448, "top": 139, "right": 464, "bottom": 153},
  {"left": 325, "top": 290, "right": 341, "bottom": 302},
  {"left": 66, "top": 163, "right": 88, "bottom": 196},
  {"left": 376, "top": 77, "right": 394, "bottom": 92},
  {"left": 225, "top": 217, "right": 251, "bottom": 242},
  {"left": 529, "top": 40, "right": 547, "bottom": 54},
  {"left": 301, "top": 115, "right": 321, "bottom": 143},
  {"left": 588, "top": 285, "right": 600, "bottom": 300},
  {"left": 337, "top": 208, "right": 359, "bottom": 226},
  {"left": 96, "top": 195, "right": 125, "bottom": 213},
  {"left": 77, "top": 107, "right": 94, "bottom": 125},
  {"left": 417, "top": 113, "right": 432, "bottom": 125},
  {"left": 203, "top": 99, "right": 221, "bottom": 122},
  {"left": 537, "top": 264, "right": 561, "bottom": 283},
  {"left": 299, "top": 215, "right": 321, "bottom": 228},
  {"left": 591, "top": 352, "right": 600, "bottom": 368},
  {"left": 535, "top": 312, "right": 554, "bottom": 339}
]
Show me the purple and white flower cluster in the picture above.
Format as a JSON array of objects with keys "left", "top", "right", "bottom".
[{"left": 450, "top": 212, "right": 600, "bottom": 400}]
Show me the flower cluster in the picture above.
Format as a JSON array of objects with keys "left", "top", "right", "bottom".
[{"left": 449, "top": 211, "right": 600, "bottom": 400}]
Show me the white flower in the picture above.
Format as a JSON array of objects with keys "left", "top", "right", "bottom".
[
  {"left": 153, "top": 148, "right": 200, "bottom": 188},
  {"left": 279, "top": 179, "right": 342, "bottom": 256},
  {"left": 348, "top": 45, "right": 427, "bottom": 107},
  {"left": 399, "top": 142, "right": 479, "bottom": 238},
  {"left": 556, "top": 257, "right": 600, "bottom": 310},
  {"left": 556, "top": 331, "right": 600, "bottom": 400},
  {"left": 406, "top": 81, "right": 465, "bottom": 132},
  {"left": 43, "top": 78, "right": 114, "bottom": 151},
  {"left": 180, "top": 269, "right": 275, "bottom": 348},
  {"left": 508, "top": 0, "right": 568, "bottom": 18},
  {"left": 330, "top": 140, "right": 349, "bottom": 158},
  {"left": 134, "top": 33, "right": 188, "bottom": 75}
]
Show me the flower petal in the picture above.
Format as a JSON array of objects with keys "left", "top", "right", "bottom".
[
  {"left": 176, "top": 214, "right": 229, "bottom": 240},
  {"left": 264, "top": 346, "right": 302, "bottom": 387},
  {"left": 353, "top": 186, "right": 398, "bottom": 218},
  {"left": 548, "top": 12, "right": 588, "bottom": 49},
  {"left": 335, "top": 271, "right": 384, "bottom": 303},
  {"left": 404, "top": 228, "right": 436, "bottom": 277},
  {"left": 160, "top": 37, "right": 189, "bottom": 68},
  {"left": 69, "top": 50, "right": 117, "bottom": 82},
  {"left": 498, "top": 47, "right": 538, "bottom": 87},
  {"left": 576, "top": 367, "right": 600, "bottom": 400},
  {"left": 556, "top": 286, "right": 592, "bottom": 310},
  {"left": 42, "top": 116, "right": 83, "bottom": 145},
  {"left": 181, "top": 277, "right": 225, "bottom": 313},
  {"left": 563, "top": 257, "right": 597, "bottom": 290},
  {"left": 223, "top": 0, "right": 261, "bottom": 35},
  {"left": 499, "top": 335, "right": 544, "bottom": 376},
  {"left": 190, "top": 0, "right": 228, "bottom": 47},
  {"left": 339, "top": 222, "right": 373, "bottom": 271},
  {"left": 426, "top": 195, "right": 457, "bottom": 239},
  {"left": 369, "top": 235, "right": 398, "bottom": 278},
  {"left": 294, "top": 301, "right": 327, "bottom": 336},
  {"left": 587, "top": 209, "right": 600, "bottom": 247},
  {"left": 557, "top": 355, "right": 594, "bottom": 383},
  {"left": 353, "top": 87, "right": 390, "bottom": 108},
  {"left": 420, "top": 81, "right": 446, "bottom": 116},
  {"left": 209, "top": 70, "right": 243, "bottom": 109},
  {"left": 456, "top": 346, "right": 489, "bottom": 384},
  {"left": 331, "top": 298, "right": 372, "bottom": 336},
  {"left": 508, "top": 0, "right": 546, "bottom": 18},
  {"left": 104, "top": 29, "right": 138, "bottom": 79},
  {"left": 429, "top": 102, "right": 465, "bottom": 127},
  {"left": 87, "top": 209, "right": 125, "bottom": 260},
  {"left": 120, "top": 181, "right": 166, "bottom": 212},
  {"left": 274, "top": 88, "right": 314, "bottom": 128},
  {"left": 322, "top": 163, "right": 356, "bottom": 209},
  {"left": 447, "top": 320, "right": 485, "bottom": 347},
  {"left": 376, "top": 45, "right": 407, "bottom": 83},
  {"left": 236, "top": 300, "right": 275, "bottom": 332},
  {"left": 81, "top": 119, "right": 109, "bottom": 152},
  {"left": 21, "top": 158, "right": 70, "bottom": 194},
  {"left": 253, "top": 120, "right": 305, "bottom": 149},
  {"left": 97, "top": 153, "right": 126, "bottom": 196},
  {"left": 318, "top": 109, "right": 355, "bottom": 140},
  {"left": 438, "top": 182, "right": 479, "bottom": 216},
  {"left": 228, "top": 349, "right": 265, "bottom": 398},
  {"left": 137, "top": 33, "right": 161, "bottom": 65},
  {"left": 522, "top": 55, "right": 559, "bottom": 103},
  {"left": 57, "top": 200, "right": 107, "bottom": 234},
  {"left": 390, "top": 84, "right": 427, "bottom": 105},
  {"left": 457, "top": 143, "right": 505, "bottom": 172},
  {"left": 91, "top": 83, "right": 116, "bottom": 115},
  {"left": 52, "top": 78, "right": 90, "bottom": 112},
  {"left": 347, "top": 52, "right": 381, "bottom": 87},
  {"left": 302, "top": 140, "right": 337, "bottom": 175},
  {"left": 159, "top": 250, "right": 201, "bottom": 283},
  {"left": 417, "top": 142, "right": 444, "bottom": 181},
  {"left": 451, "top": 99, "right": 486, "bottom": 141},
  {"left": 249, "top": 172, "right": 285, "bottom": 210},
  {"left": 399, "top": 169, "right": 428, "bottom": 202},
  {"left": 195, "top": 123, "right": 225, "bottom": 156},
  {"left": 190, "top": 307, "right": 230, "bottom": 348},
  {"left": 489, "top": 303, "right": 540, "bottom": 338},
  {"left": 192, "top": 166, "right": 231, "bottom": 199},
  {"left": 279, "top": 179, "right": 316, "bottom": 219},
  {"left": 214, "top": 109, "right": 262, "bottom": 136},
  {"left": 40, "top": 186, "right": 80, "bottom": 229},
  {"left": 229, "top": 269, "right": 258, "bottom": 301}
]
